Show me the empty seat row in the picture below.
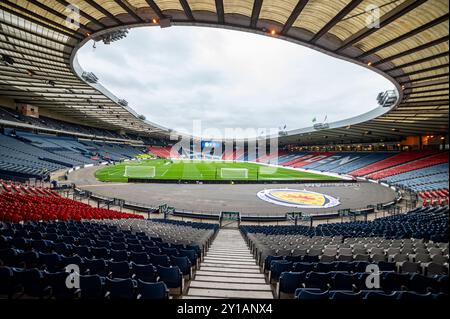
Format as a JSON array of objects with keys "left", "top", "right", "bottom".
[
  {"left": 0, "top": 265, "right": 169, "bottom": 299},
  {"left": 294, "top": 288, "right": 446, "bottom": 300},
  {"left": 277, "top": 271, "right": 448, "bottom": 297}
]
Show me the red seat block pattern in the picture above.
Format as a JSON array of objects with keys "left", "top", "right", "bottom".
[
  {"left": 148, "top": 146, "right": 178, "bottom": 159},
  {"left": 350, "top": 151, "right": 437, "bottom": 177},
  {"left": 290, "top": 153, "right": 335, "bottom": 168},
  {"left": 367, "top": 152, "right": 449, "bottom": 179},
  {"left": 0, "top": 184, "right": 143, "bottom": 223}
]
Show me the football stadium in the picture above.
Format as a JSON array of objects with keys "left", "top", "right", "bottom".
[{"left": 0, "top": 0, "right": 449, "bottom": 308}]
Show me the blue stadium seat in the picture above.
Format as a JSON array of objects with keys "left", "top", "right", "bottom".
[
  {"left": 137, "top": 279, "right": 168, "bottom": 300},
  {"left": 108, "top": 261, "right": 131, "bottom": 279},
  {"left": 170, "top": 256, "right": 192, "bottom": 279},
  {"left": 105, "top": 278, "right": 136, "bottom": 299},
  {"left": 157, "top": 266, "right": 183, "bottom": 294},
  {"left": 329, "top": 290, "right": 363, "bottom": 300},
  {"left": 295, "top": 288, "right": 329, "bottom": 300},
  {"left": 110, "top": 249, "right": 129, "bottom": 262},
  {"left": 270, "top": 260, "right": 293, "bottom": 282},
  {"left": 130, "top": 252, "right": 150, "bottom": 265},
  {"left": 279, "top": 271, "right": 306, "bottom": 296},
  {"left": 304, "top": 272, "right": 332, "bottom": 291},
  {"left": 131, "top": 262, "right": 158, "bottom": 282}
]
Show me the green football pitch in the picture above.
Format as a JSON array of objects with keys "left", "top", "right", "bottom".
[{"left": 95, "top": 159, "right": 341, "bottom": 182}]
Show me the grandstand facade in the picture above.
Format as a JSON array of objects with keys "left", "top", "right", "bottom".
[{"left": 0, "top": 0, "right": 448, "bottom": 305}]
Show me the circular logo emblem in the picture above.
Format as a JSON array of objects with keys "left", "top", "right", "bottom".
[{"left": 257, "top": 188, "right": 340, "bottom": 208}]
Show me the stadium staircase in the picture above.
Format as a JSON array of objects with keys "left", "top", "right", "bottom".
[{"left": 184, "top": 228, "right": 273, "bottom": 299}]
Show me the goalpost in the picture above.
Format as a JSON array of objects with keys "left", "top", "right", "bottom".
[
  {"left": 124, "top": 166, "right": 156, "bottom": 178},
  {"left": 219, "top": 168, "right": 249, "bottom": 179}
]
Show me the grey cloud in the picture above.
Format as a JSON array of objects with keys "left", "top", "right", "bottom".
[{"left": 78, "top": 26, "right": 393, "bottom": 138}]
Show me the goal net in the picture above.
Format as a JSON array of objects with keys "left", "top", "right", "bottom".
[
  {"left": 220, "top": 168, "right": 248, "bottom": 179},
  {"left": 124, "top": 166, "right": 155, "bottom": 178}
]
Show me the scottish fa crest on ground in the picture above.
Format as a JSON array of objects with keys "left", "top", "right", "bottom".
[{"left": 257, "top": 189, "right": 340, "bottom": 208}]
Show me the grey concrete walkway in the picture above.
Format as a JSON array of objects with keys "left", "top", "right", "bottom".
[{"left": 184, "top": 228, "right": 273, "bottom": 299}]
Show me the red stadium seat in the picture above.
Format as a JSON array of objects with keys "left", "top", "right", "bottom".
[
  {"left": 350, "top": 151, "right": 439, "bottom": 177},
  {"left": 0, "top": 182, "right": 143, "bottom": 222}
]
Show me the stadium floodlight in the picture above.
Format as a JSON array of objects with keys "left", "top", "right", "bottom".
[
  {"left": 313, "top": 123, "right": 330, "bottom": 130},
  {"left": 118, "top": 99, "right": 128, "bottom": 106},
  {"left": 93, "top": 29, "right": 129, "bottom": 44},
  {"left": 377, "top": 90, "right": 398, "bottom": 108},
  {"left": 82, "top": 71, "right": 99, "bottom": 83}
]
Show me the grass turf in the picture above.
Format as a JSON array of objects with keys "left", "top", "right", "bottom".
[{"left": 95, "top": 159, "right": 341, "bottom": 182}]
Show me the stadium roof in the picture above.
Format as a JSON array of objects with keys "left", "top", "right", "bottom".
[{"left": 0, "top": 0, "right": 448, "bottom": 144}]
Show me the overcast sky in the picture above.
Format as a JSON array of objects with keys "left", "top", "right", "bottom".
[{"left": 78, "top": 26, "right": 393, "bottom": 139}]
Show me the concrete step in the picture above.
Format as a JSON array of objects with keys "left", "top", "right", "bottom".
[
  {"left": 207, "top": 252, "right": 252, "bottom": 257},
  {"left": 207, "top": 251, "right": 252, "bottom": 255},
  {"left": 182, "top": 295, "right": 220, "bottom": 299},
  {"left": 190, "top": 281, "right": 272, "bottom": 291},
  {"left": 194, "top": 275, "right": 266, "bottom": 284},
  {"left": 205, "top": 256, "right": 254, "bottom": 261},
  {"left": 199, "top": 266, "right": 260, "bottom": 273},
  {"left": 201, "top": 262, "right": 259, "bottom": 269},
  {"left": 187, "top": 288, "right": 273, "bottom": 299},
  {"left": 196, "top": 270, "right": 265, "bottom": 278},
  {"left": 203, "top": 258, "right": 256, "bottom": 265}
]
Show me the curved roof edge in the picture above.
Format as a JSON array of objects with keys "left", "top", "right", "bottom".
[{"left": 70, "top": 22, "right": 402, "bottom": 143}]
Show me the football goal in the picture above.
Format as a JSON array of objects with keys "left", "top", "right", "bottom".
[
  {"left": 124, "top": 166, "right": 156, "bottom": 178},
  {"left": 219, "top": 168, "right": 249, "bottom": 179}
]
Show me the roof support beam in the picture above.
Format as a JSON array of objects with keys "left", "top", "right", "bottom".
[
  {"left": 26, "top": 0, "right": 95, "bottom": 34},
  {"left": 399, "top": 100, "right": 449, "bottom": 107},
  {"left": 404, "top": 87, "right": 449, "bottom": 95},
  {"left": 0, "top": 51, "right": 66, "bottom": 68},
  {"left": 0, "top": 79, "right": 89, "bottom": 90},
  {"left": 113, "top": 0, "right": 145, "bottom": 23},
  {"left": 0, "top": 69, "right": 81, "bottom": 85},
  {"left": 54, "top": 0, "right": 107, "bottom": 28},
  {"left": 84, "top": 0, "right": 123, "bottom": 25},
  {"left": 280, "top": 0, "right": 309, "bottom": 35},
  {"left": 400, "top": 73, "right": 449, "bottom": 84},
  {"left": 394, "top": 63, "right": 449, "bottom": 78},
  {"left": 0, "top": 40, "right": 69, "bottom": 62},
  {"left": 358, "top": 14, "right": 449, "bottom": 59},
  {"left": 144, "top": 0, "right": 165, "bottom": 19},
  {"left": 385, "top": 52, "right": 449, "bottom": 72},
  {"left": 0, "top": 18, "right": 73, "bottom": 47},
  {"left": 336, "top": 0, "right": 427, "bottom": 52},
  {"left": 0, "top": 30, "right": 71, "bottom": 53},
  {"left": 0, "top": 55, "right": 70, "bottom": 72},
  {"left": 215, "top": 0, "right": 225, "bottom": 24},
  {"left": 0, "top": 64, "right": 77, "bottom": 80},
  {"left": 405, "top": 93, "right": 449, "bottom": 100},
  {"left": 404, "top": 80, "right": 449, "bottom": 90},
  {"left": 372, "top": 36, "right": 448, "bottom": 67},
  {"left": 0, "top": 1, "right": 84, "bottom": 40},
  {"left": 179, "top": 0, "right": 195, "bottom": 20},
  {"left": 311, "top": 0, "right": 363, "bottom": 42},
  {"left": 250, "top": 0, "right": 263, "bottom": 28}
]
